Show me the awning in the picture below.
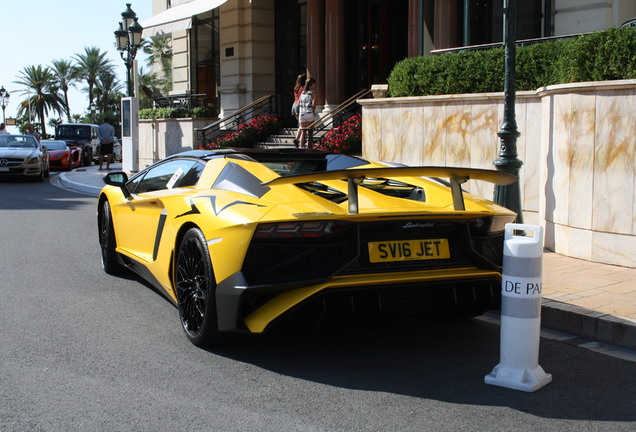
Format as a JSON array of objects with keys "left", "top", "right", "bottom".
[{"left": 141, "top": 0, "right": 227, "bottom": 38}]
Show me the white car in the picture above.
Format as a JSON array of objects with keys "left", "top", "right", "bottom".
[
  {"left": 0, "top": 134, "right": 50, "bottom": 181},
  {"left": 113, "top": 137, "right": 122, "bottom": 163}
]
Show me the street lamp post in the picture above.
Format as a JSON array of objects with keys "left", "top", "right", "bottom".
[
  {"left": 493, "top": 0, "right": 524, "bottom": 223},
  {"left": 0, "top": 86, "right": 10, "bottom": 124},
  {"left": 115, "top": 3, "right": 144, "bottom": 97}
]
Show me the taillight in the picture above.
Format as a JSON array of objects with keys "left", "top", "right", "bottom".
[{"left": 253, "top": 221, "right": 351, "bottom": 239}]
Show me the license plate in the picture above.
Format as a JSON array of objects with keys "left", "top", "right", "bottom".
[
  {"left": 368, "top": 239, "right": 450, "bottom": 263},
  {"left": 0, "top": 167, "right": 9, "bottom": 172}
]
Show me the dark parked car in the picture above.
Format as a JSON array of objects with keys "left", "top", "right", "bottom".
[{"left": 0, "top": 134, "right": 49, "bottom": 181}]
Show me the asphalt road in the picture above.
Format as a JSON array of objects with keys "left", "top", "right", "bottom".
[{"left": 1, "top": 175, "right": 635, "bottom": 432}]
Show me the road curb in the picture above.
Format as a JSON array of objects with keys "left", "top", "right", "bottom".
[
  {"left": 57, "top": 171, "right": 101, "bottom": 196},
  {"left": 542, "top": 299, "right": 636, "bottom": 351}
]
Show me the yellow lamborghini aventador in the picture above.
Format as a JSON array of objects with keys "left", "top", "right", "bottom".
[{"left": 98, "top": 149, "right": 516, "bottom": 346}]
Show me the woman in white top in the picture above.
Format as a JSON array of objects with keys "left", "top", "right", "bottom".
[{"left": 297, "top": 77, "right": 316, "bottom": 149}]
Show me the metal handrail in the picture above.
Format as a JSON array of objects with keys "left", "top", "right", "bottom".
[
  {"left": 195, "top": 95, "right": 277, "bottom": 146},
  {"left": 305, "top": 88, "right": 371, "bottom": 148}
]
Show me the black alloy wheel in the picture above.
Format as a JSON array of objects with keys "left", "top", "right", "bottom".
[
  {"left": 83, "top": 149, "right": 92, "bottom": 166},
  {"left": 176, "top": 228, "right": 227, "bottom": 346},
  {"left": 98, "top": 200, "right": 122, "bottom": 274}
]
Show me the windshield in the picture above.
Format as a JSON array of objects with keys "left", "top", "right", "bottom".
[
  {"left": 56, "top": 125, "right": 91, "bottom": 140},
  {"left": 45, "top": 141, "right": 68, "bottom": 150},
  {"left": 0, "top": 135, "right": 38, "bottom": 149}
]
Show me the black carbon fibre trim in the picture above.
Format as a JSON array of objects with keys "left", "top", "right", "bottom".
[{"left": 152, "top": 209, "right": 167, "bottom": 261}]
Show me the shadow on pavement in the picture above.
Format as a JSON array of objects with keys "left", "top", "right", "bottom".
[{"left": 206, "top": 317, "right": 636, "bottom": 423}]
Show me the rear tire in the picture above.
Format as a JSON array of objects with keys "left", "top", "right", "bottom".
[
  {"left": 176, "top": 228, "right": 232, "bottom": 347},
  {"left": 98, "top": 200, "right": 123, "bottom": 274}
]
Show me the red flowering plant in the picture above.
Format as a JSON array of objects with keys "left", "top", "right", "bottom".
[
  {"left": 315, "top": 113, "right": 362, "bottom": 154},
  {"left": 199, "top": 116, "right": 281, "bottom": 149}
]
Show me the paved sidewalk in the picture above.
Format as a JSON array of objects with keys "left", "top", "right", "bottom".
[{"left": 51, "top": 164, "right": 636, "bottom": 350}]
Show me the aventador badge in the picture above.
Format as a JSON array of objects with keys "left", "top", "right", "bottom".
[{"left": 402, "top": 222, "right": 435, "bottom": 229}]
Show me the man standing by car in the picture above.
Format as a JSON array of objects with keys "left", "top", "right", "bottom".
[
  {"left": 26, "top": 124, "right": 40, "bottom": 142},
  {"left": 98, "top": 118, "right": 115, "bottom": 170}
]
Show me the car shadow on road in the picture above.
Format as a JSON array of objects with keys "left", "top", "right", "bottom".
[
  {"left": 206, "top": 317, "right": 636, "bottom": 424},
  {"left": 0, "top": 176, "right": 96, "bottom": 210}
]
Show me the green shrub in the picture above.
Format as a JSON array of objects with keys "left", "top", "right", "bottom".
[
  {"left": 388, "top": 27, "right": 636, "bottom": 96},
  {"left": 138, "top": 106, "right": 211, "bottom": 119}
]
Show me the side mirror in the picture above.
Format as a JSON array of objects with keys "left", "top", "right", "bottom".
[
  {"left": 41, "top": 145, "right": 48, "bottom": 152},
  {"left": 103, "top": 171, "right": 132, "bottom": 200}
]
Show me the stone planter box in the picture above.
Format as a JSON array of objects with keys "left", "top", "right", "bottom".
[
  {"left": 138, "top": 118, "right": 214, "bottom": 169},
  {"left": 359, "top": 80, "right": 636, "bottom": 267}
]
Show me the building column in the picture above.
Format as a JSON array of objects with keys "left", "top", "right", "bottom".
[
  {"left": 307, "top": 0, "right": 325, "bottom": 109},
  {"left": 434, "top": 0, "right": 459, "bottom": 49},
  {"left": 324, "top": 0, "right": 345, "bottom": 110},
  {"left": 408, "top": 0, "right": 420, "bottom": 57}
]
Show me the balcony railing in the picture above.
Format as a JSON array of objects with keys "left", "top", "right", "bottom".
[
  {"left": 154, "top": 93, "right": 208, "bottom": 109},
  {"left": 195, "top": 95, "right": 277, "bottom": 146},
  {"left": 305, "top": 88, "right": 371, "bottom": 148}
]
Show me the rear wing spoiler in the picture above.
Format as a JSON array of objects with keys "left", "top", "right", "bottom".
[{"left": 262, "top": 166, "right": 517, "bottom": 214}]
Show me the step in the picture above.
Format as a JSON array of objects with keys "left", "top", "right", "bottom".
[
  {"left": 256, "top": 141, "right": 297, "bottom": 149},
  {"left": 268, "top": 135, "right": 297, "bottom": 143}
]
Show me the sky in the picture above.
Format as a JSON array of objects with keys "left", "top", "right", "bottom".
[{"left": 0, "top": 0, "right": 153, "bottom": 133}]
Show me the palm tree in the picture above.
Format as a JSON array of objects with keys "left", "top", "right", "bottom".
[
  {"left": 13, "top": 65, "right": 66, "bottom": 137},
  {"left": 50, "top": 59, "right": 80, "bottom": 122},
  {"left": 138, "top": 67, "right": 163, "bottom": 109},
  {"left": 94, "top": 70, "right": 124, "bottom": 114},
  {"left": 143, "top": 35, "right": 173, "bottom": 94},
  {"left": 48, "top": 117, "right": 62, "bottom": 129},
  {"left": 73, "top": 46, "right": 114, "bottom": 111}
]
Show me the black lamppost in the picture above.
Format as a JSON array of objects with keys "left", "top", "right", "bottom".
[
  {"left": 115, "top": 3, "right": 144, "bottom": 97},
  {"left": 493, "top": 0, "right": 524, "bottom": 223},
  {"left": 0, "top": 86, "right": 10, "bottom": 124}
]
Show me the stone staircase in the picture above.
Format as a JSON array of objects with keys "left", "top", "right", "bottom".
[{"left": 257, "top": 127, "right": 329, "bottom": 149}]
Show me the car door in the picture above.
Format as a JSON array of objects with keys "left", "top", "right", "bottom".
[{"left": 114, "top": 159, "right": 201, "bottom": 263}]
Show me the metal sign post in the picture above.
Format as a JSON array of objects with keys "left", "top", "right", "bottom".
[{"left": 121, "top": 96, "right": 139, "bottom": 173}]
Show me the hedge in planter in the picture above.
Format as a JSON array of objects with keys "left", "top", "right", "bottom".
[
  {"left": 388, "top": 27, "right": 636, "bottom": 97},
  {"left": 139, "top": 106, "right": 210, "bottom": 119}
]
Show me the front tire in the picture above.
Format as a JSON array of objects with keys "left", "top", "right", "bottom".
[
  {"left": 176, "top": 228, "right": 228, "bottom": 347},
  {"left": 98, "top": 199, "right": 123, "bottom": 274}
]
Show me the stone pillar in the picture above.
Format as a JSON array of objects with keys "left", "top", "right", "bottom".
[
  {"left": 434, "top": 0, "right": 459, "bottom": 49},
  {"left": 307, "top": 0, "right": 325, "bottom": 109},
  {"left": 408, "top": 0, "right": 420, "bottom": 57},
  {"left": 324, "top": 0, "right": 345, "bottom": 111}
]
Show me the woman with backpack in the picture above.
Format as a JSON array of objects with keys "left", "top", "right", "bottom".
[{"left": 297, "top": 77, "right": 316, "bottom": 149}]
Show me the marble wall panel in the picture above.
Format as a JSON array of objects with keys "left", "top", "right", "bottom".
[
  {"left": 468, "top": 101, "right": 500, "bottom": 199},
  {"left": 592, "top": 91, "right": 635, "bottom": 234},
  {"left": 568, "top": 93, "right": 596, "bottom": 230},
  {"left": 403, "top": 105, "right": 427, "bottom": 165},
  {"left": 541, "top": 95, "right": 557, "bottom": 250},
  {"left": 523, "top": 100, "right": 542, "bottom": 213},
  {"left": 381, "top": 103, "right": 416, "bottom": 163},
  {"left": 444, "top": 101, "right": 472, "bottom": 168},
  {"left": 421, "top": 103, "right": 447, "bottom": 166},
  {"left": 550, "top": 92, "right": 573, "bottom": 227},
  {"left": 358, "top": 81, "right": 636, "bottom": 267},
  {"left": 592, "top": 230, "right": 636, "bottom": 268},
  {"left": 361, "top": 105, "right": 383, "bottom": 160}
]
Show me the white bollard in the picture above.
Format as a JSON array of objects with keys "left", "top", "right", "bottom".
[{"left": 485, "top": 223, "right": 552, "bottom": 392}]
